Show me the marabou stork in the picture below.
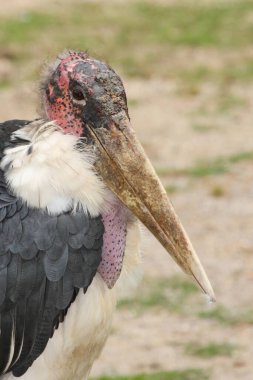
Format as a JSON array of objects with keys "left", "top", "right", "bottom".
[{"left": 0, "top": 51, "right": 214, "bottom": 380}]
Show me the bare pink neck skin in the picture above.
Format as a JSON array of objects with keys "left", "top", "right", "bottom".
[{"left": 98, "top": 202, "right": 127, "bottom": 289}]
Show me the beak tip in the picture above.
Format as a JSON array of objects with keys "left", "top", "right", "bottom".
[
  {"left": 203, "top": 285, "right": 216, "bottom": 303},
  {"left": 204, "top": 291, "right": 216, "bottom": 304},
  {"left": 207, "top": 289, "right": 216, "bottom": 304},
  {"left": 190, "top": 266, "right": 216, "bottom": 303}
]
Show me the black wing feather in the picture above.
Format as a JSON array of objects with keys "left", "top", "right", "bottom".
[
  {"left": 0, "top": 120, "right": 104, "bottom": 377},
  {"left": 0, "top": 120, "right": 30, "bottom": 160},
  {"left": 0, "top": 309, "right": 15, "bottom": 374}
]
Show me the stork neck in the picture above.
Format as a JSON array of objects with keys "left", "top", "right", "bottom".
[{"left": 98, "top": 201, "right": 128, "bottom": 288}]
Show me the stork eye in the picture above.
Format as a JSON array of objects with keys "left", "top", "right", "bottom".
[{"left": 71, "top": 87, "right": 86, "bottom": 103}]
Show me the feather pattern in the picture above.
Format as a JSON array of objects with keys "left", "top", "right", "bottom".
[
  {"left": 0, "top": 163, "right": 104, "bottom": 377},
  {"left": 0, "top": 119, "right": 142, "bottom": 380}
]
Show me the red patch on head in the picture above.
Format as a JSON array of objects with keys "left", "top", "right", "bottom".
[{"left": 44, "top": 54, "right": 86, "bottom": 137}]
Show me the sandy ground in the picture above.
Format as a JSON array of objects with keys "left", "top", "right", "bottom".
[{"left": 0, "top": 1, "right": 253, "bottom": 380}]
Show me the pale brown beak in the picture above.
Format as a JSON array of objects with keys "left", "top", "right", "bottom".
[{"left": 87, "top": 111, "right": 215, "bottom": 301}]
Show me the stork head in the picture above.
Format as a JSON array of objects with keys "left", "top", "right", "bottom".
[
  {"left": 42, "top": 51, "right": 128, "bottom": 137},
  {"left": 42, "top": 51, "right": 215, "bottom": 301}
]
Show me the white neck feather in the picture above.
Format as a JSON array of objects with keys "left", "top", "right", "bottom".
[{"left": 1, "top": 120, "right": 111, "bottom": 216}]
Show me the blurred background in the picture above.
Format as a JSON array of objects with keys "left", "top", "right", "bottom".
[{"left": 1, "top": 0, "right": 253, "bottom": 379}]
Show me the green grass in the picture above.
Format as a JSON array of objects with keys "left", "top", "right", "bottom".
[
  {"left": 119, "top": 1, "right": 253, "bottom": 48},
  {"left": 192, "top": 91, "right": 247, "bottom": 118},
  {"left": 0, "top": 13, "right": 57, "bottom": 46},
  {"left": 227, "top": 151, "right": 253, "bottom": 163},
  {"left": 198, "top": 306, "right": 235, "bottom": 325},
  {"left": 192, "top": 123, "right": 219, "bottom": 133},
  {"left": 118, "top": 275, "right": 253, "bottom": 325},
  {"left": 198, "top": 306, "right": 253, "bottom": 326},
  {"left": 217, "top": 60, "right": 253, "bottom": 84},
  {"left": 118, "top": 275, "right": 198, "bottom": 313},
  {"left": 210, "top": 185, "right": 225, "bottom": 198},
  {"left": 92, "top": 368, "right": 210, "bottom": 380},
  {"left": 177, "top": 62, "right": 253, "bottom": 86},
  {"left": 165, "top": 185, "right": 179, "bottom": 194},
  {"left": 157, "top": 160, "right": 227, "bottom": 178},
  {"left": 185, "top": 342, "right": 237, "bottom": 358},
  {"left": 157, "top": 150, "right": 253, "bottom": 178},
  {"left": 0, "top": 79, "right": 12, "bottom": 89},
  {"left": 1, "top": 1, "right": 253, "bottom": 83},
  {"left": 215, "top": 93, "right": 246, "bottom": 112},
  {"left": 128, "top": 98, "right": 140, "bottom": 107}
]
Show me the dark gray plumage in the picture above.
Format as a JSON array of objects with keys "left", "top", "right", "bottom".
[{"left": 0, "top": 120, "right": 104, "bottom": 378}]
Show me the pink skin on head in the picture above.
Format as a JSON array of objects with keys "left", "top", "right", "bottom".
[{"left": 44, "top": 54, "right": 87, "bottom": 136}]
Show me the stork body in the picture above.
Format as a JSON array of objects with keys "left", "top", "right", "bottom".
[
  {"left": 0, "top": 52, "right": 214, "bottom": 379},
  {"left": 0, "top": 119, "right": 140, "bottom": 380}
]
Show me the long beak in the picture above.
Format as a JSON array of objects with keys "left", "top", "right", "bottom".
[{"left": 87, "top": 111, "right": 215, "bottom": 301}]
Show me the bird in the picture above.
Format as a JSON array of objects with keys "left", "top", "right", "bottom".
[{"left": 0, "top": 51, "right": 215, "bottom": 380}]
